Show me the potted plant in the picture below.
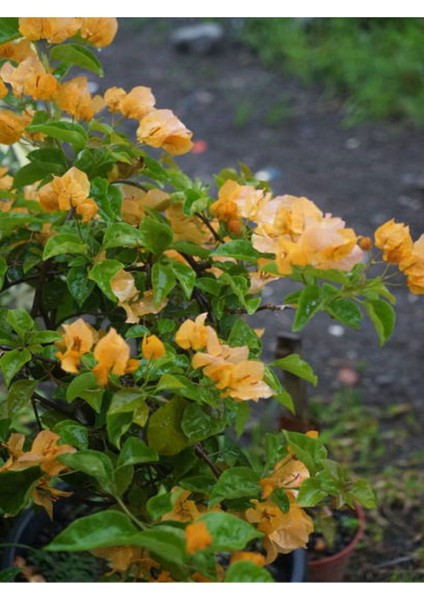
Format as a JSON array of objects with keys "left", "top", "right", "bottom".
[{"left": 0, "top": 17, "right": 422, "bottom": 583}]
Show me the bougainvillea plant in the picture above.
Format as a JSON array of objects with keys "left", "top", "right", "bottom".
[{"left": 0, "top": 18, "right": 423, "bottom": 582}]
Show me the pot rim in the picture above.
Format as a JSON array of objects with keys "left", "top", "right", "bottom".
[{"left": 308, "top": 503, "right": 366, "bottom": 567}]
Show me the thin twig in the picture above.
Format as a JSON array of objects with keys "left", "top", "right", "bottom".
[
  {"left": 195, "top": 443, "right": 221, "bottom": 479},
  {"left": 229, "top": 304, "right": 295, "bottom": 315},
  {"left": 194, "top": 212, "right": 222, "bottom": 242},
  {"left": 111, "top": 179, "right": 148, "bottom": 192},
  {"left": 374, "top": 556, "right": 414, "bottom": 569},
  {"left": 31, "top": 396, "right": 43, "bottom": 431}
]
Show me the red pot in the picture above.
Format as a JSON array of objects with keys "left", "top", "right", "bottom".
[{"left": 308, "top": 504, "right": 366, "bottom": 582}]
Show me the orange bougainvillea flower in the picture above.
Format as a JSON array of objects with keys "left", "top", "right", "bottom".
[
  {"left": 175, "top": 313, "right": 216, "bottom": 351},
  {"left": 166, "top": 202, "right": 213, "bottom": 245},
  {"left": 79, "top": 18, "right": 118, "bottom": 48},
  {"left": 39, "top": 167, "right": 98, "bottom": 221},
  {"left": 0, "top": 55, "right": 57, "bottom": 100},
  {"left": 0, "top": 78, "right": 7, "bottom": 99},
  {"left": 0, "top": 167, "right": 13, "bottom": 191},
  {"left": 260, "top": 454, "right": 310, "bottom": 500},
  {"left": 0, "top": 109, "right": 28, "bottom": 145},
  {"left": 374, "top": 219, "right": 413, "bottom": 264},
  {"left": 1, "top": 430, "right": 76, "bottom": 476},
  {"left": 56, "top": 318, "right": 97, "bottom": 374},
  {"left": 92, "top": 328, "right": 139, "bottom": 386},
  {"left": 137, "top": 109, "right": 194, "bottom": 155},
  {"left": 119, "top": 186, "right": 169, "bottom": 225},
  {"left": 246, "top": 498, "right": 313, "bottom": 563},
  {"left": 142, "top": 335, "right": 166, "bottom": 360},
  {"left": 19, "top": 18, "right": 80, "bottom": 44},
  {"left": 210, "top": 180, "right": 268, "bottom": 235},
  {"left": 118, "top": 86, "right": 156, "bottom": 120},
  {"left": 400, "top": 235, "right": 424, "bottom": 295},
  {"left": 0, "top": 39, "right": 34, "bottom": 63},
  {"left": 56, "top": 76, "right": 105, "bottom": 121},
  {"left": 104, "top": 86, "right": 126, "bottom": 112},
  {"left": 185, "top": 521, "right": 213, "bottom": 554},
  {"left": 32, "top": 479, "right": 72, "bottom": 520},
  {"left": 230, "top": 552, "right": 266, "bottom": 567},
  {"left": 162, "top": 489, "right": 201, "bottom": 522}
]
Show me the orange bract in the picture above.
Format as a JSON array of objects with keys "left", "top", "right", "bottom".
[
  {"left": 56, "top": 318, "right": 96, "bottom": 374},
  {"left": 137, "top": 109, "right": 194, "bottom": 155},
  {"left": 185, "top": 521, "right": 213, "bottom": 554},
  {"left": 0, "top": 109, "right": 28, "bottom": 145},
  {"left": 19, "top": 18, "right": 80, "bottom": 44},
  {"left": 92, "top": 328, "right": 139, "bottom": 386},
  {"left": 142, "top": 335, "right": 166, "bottom": 360},
  {"left": 118, "top": 86, "right": 156, "bottom": 120},
  {"left": 56, "top": 76, "right": 104, "bottom": 121},
  {"left": 79, "top": 18, "right": 118, "bottom": 48},
  {"left": 375, "top": 219, "right": 413, "bottom": 264}
]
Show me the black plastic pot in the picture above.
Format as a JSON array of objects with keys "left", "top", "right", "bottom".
[{"left": 2, "top": 505, "right": 308, "bottom": 582}]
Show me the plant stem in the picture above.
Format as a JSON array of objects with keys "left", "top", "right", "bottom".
[
  {"left": 115, "top": 496, "right": 146, "bottom": 530},
  {"left": 195, "top": 443, "right": 221, "bottom": 479}
]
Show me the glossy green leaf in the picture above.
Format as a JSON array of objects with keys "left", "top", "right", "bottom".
[
  {"left": 139, "top": 216, "right": 173, "bottom": 255},
  {"left": 179, "top": 475, "right": 216, "bottom": 494},
  {"left": 0, "top": 467, "right": 42, "bottom": 515},
  {"left": 66, "top": 372, "right": 103, "bottom": 413},
  {"left": 109, "top": 389, "right": 146, "bottom": 415},
  {"left": 326, "top": 298, "right": 363, "bottom": 329},
  {"left": 6, "top": 309, "right": 34, "bottom": 337},
  {"left": 170, "top": 262, "right": 196, "bottom": 299},
  {"left": 210, "top": 467, "right": 261, "bottom": 505},
  {"left": 88, "top": 259, "right": 124, "bottom": 301},
  {"left": 365, "top": 299, "right": 396, "bottom": 345},
  {"left": 59, "top": 450, "right": 116, "bottom": 494},
  {"left": 50, "top": 43, "right": 104, "bottom": 76},
  {"left": 171, "top": 241, "right": 211, "bottom": 259},
  {"left": 26, "top": 121, "right": 88, "bottom": 150},
  {"left": 197, "top": 512, "right": 261, "bottom": 551},
  {"left": 53, "top": 420, "right": 89, "bottom": 450},
  {"left": 13, "top": 163, "right": 52, "bottom": 188},
  {"left": 0, "top": 18, "right": 20, "bottom": 43},
  {"left": 225, "top": 561, "right": 274, "bottom": 582},
  {"left": 118, "top": 437, "right": 159, "bottom": 468},
  {"left": 147, "top": 397, "right": 191, "bottom": 456},
  {"left": 147, "top": 488, "right": 173, "bottom": 520},
  {"left": 296, "top": 478, "right": 328, "bottom": 507},
  {"left": 106, "top": 412, "right": 133, "bottom": 449},
  {"left": 292, "top": 284, "right": 322, "bottom": 331},
  {"left": 181, "top": 404, "right": 224, "bottom": 442},
  {"left": 228, "top": 319, "right": 262, "bottom": 355},
  {"left": 67, "top": 267, "right": 95, "bottom": 307},
  {"left": 347, "top": 479, "right": 376, "bottom": 509},
  {"left": 284, "top": 431, "right": 327, "bottom": 474},
  {"left": 129, "top": 526, "right": 185, "bottom": 565},
  {"left": 152, "top": 263, "right": 176, "bottom": 304},
  {"left": 43, "top": 234, "right": 87, "bottom": 260},
  {"left": 7, "top": 379, "right": 37, "bottom": 418},
  {"left": 46, "top": 510, "right": 139, "bottom": 551},
  {"left": 0, "top": 349, "right": 31, "bottom": 387},
  {"left": 103, "top": 223, "right": 144, "bottom": 249},
  {"left": 271, "top": 353, "right": 318, "bottom": 385},
  {"left": 211, "top": 240, "right": 261, "bottom": 262},
  {"left": 29, "top": 330, "right": 62, "bottom": 344}
]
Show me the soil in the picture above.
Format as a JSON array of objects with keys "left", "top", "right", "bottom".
[{"left": 99, "top": 18, "right": 424, "bottom": 583}]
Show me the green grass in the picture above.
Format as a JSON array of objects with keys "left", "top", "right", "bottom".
[{"left": 242, "top": 18, "right": 424, "bottom": 126}]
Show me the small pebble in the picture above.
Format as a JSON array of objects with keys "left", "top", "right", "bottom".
[
  {"left": 328, "top": 324, "right": 345, "bottom": 337},
  {"left": 345, "top": 137, "right": 361, "bottom": 150}
]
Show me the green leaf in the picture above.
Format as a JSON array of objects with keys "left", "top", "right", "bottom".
[
  {"left": 170, "top": 262, "right": 196, "bottom": 299},
  {"left": 147, "top": 397, "right": 191, "bottom": 456},
  {"left": 0, "top": 467, "right": 42, "bottom": 515},
  {"left": 0, "top": 349, "right": 31, "bottom": 387},
  {"left": 179, "top": 475, "right": 216, "bottom": 494},
  {"left": 0, "top": 567, "right": 21, "bottom": 582},
  {"left": 129, "top": 526, "right": 185, "bottom": 565},
  {"left": 209, "top": 467, "right": 261, "bottom": 505},
  {"left": 151, "top": 263, "right": 176, "bottom": 304},
  {"left": 0, "top": 257, "right": 7, "bottom": 290},
  {"left": 270, "top": 488, "right": 290, "bottom": 512},
  {"left": 271, "top": 354, "right": 318, "bottom": 385},
  {"left": 66, "top": 372, "right": 103, "bottom": 413},
  {"left": 326, "top": 298, "right": 363, "bottom": 329},
  {"left": 139, "top": 216, "right": 173, "bottom": 255},
  {"left": 88, "top": 259, "right": 124, "bottom": 301},
  {"left": 197, "top": 512, "right": 261, "bottom": 551},
  {"left": 181, "top": 404, "right": 224, "bottom": 442},
  {"left": 296, "top": 478, "right": 328, "bottom": 507},
  {"left": 106, "top": 412, "right": 133, "bottom": 449},
  {"left": 47, "top": 510, "right": 139, "bottom": 551},
  {"left": 29, "top": 330, "right": 62, "bottom": 344},
  {"left": 59, "top": 450, "right": 116, "bottom": 494},
  {"left": 172, "top": 241, "right": 210, "bottom": 259},
  {"left": 90, "top": 178, "right": 122, "bottom": 220},
  {"left": 7, "top": 379, "right": 37, "bottom": 418},
  {"left": 284, "top": 431, "right": 327, "bottom": 473},
  {"left": 0, "top": 18, "right": 20, "bottom": 44},
  {"left": 365, "top": 299, "right": 396, "bottom": 345},
  {"left": 146, "top": 488, "right": 173, "bottom": 520},
  {"left": 125, "top": 324, "right": 149, "bottom": 339},
  {"left": 13, "top": 163, "right": 52, "bottom": 188},
  {"left": 347, "top": 479, "right": 376, "bottom": 509},
  {"left": 228, "top": 320, "right": 262, "bottom": 355},
  {"left": 235, "top": 402, "right": 251, "bottom": 438},
  {"left": 26, "top": 121, "right": 88, "bottom": 151},
  {"left": 109, "top": 389, "right": 146, "bottom": 415},
  {"left": 6, "top": 308, "right": 35, "bottom": 337},
  {"left": 53, "top": 420, "right": 89, "bottom": 450},
  {"left": 50, "top": 43, "right": 104, "bottom": 76},
  {"left": 43, "top": 234, "right": 87, "bottom": 260},
  {"left": 292, "top": 284, "right": 322, "bottom": 331},
  {"left": 103, "top": 222, "right": 145, "bottom": 249},
  {"left": 211, "top": 240, "right": 261, "bottom": 262},
  {"left": 225, "top": 561, "right": 274, "bottom": 582},
  {"left": 67, "top": 267, "right": 95, "bottom": 307},
  {"left": 118, "top": 437, "right": 159, "bottom": 468}
]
